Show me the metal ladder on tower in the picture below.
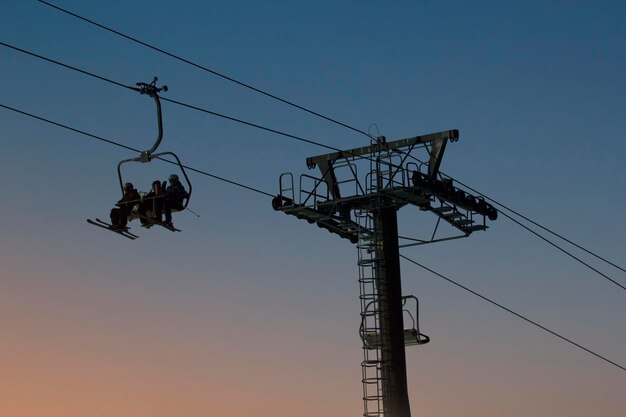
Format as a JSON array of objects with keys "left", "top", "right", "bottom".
[
  {"left": 357, "top": 208, "right": 384, "bottom": 417},
  {"left": 357, "top": 151, "right": 390, "bottom": 417},
  {"left": 358, "top": 142, "right": 402, "bottom": 417}
]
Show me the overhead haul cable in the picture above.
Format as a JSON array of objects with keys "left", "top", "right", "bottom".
[
  {"left": 400, "top": 255, "right": 626, "bottom": 372},
  {"left": 35, "top": 0, "right": 372, "bottom": 139},
  {"left": 1, "top": 101, "right": 623, "bottom": 373},
  {"left": 0, "top": 41, "right": 356, "bottom": 156},
  {"left": 453, "top": 177, "right": 626, "bottom": 275},
  {"left": 26, "top": 2, "right": 626, "bottom": 278},
  {"left": 498, "top": 210, "right": 626, "bottom": 291},
  {"left": 2, "top": 40, "right": 623, "bottom": 292},
  {"left": 0, "top": 102, "right": 273, "bottom": 197},
  {"left": 397, "top": 149, "right": 626, "bottom": 291}
]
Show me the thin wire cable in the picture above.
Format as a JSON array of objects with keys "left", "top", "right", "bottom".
[
  {"left": 3, "top": 40, "right": 623, "bottom": 289},
  {"left": 498, "top": 210, "right": 626, "bottom": 291},
  {"left": 0, "top": 102, "right": 274, "bottom": 198},
  {"left": 400, "top": 254, "right": 626, "bottom": 372},
  {"left": 0, "top": 41, "right": 134, "bottom": 91},
  {"left": 0, "top": 40, "right": 353, "bottom": 156},
  {"left": 432, "top": 165, "right": 626, "bottom": 287},
  {"left": 1, "top": 39, "right": 394, "bottom": 179},
  {"left": 161, "top": 96, "right": 342, "bottom": 151},
  {"left": 397, "top": 140, "right": 626, "bottom": 280},
  {"left": 451, "top": 176, "right": 626, "bottom": 274},
  {"left": 3, "top": 101, "right": 624, "bottom": 373},
  {"left": 387, "top": 145, "right": 623, "bottom": 278},
  {"left": 35, "top": 0, "right": 372, "bottom": 139},
  {"left": 38, "top": 0, "right": 622, "bottom": 279},
  {"left": 391, "top": 148, "right": 626, "bottom": 288}
]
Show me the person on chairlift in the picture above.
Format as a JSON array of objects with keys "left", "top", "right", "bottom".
[
  {"left": 163, "top": 174, "right": 188, "bottom": 227},
  {"left": 140, "top": 180, "right": 165, "bottom": 226},
  {"left": 110, "top": 182, "right": 141, "bottom": 230}
]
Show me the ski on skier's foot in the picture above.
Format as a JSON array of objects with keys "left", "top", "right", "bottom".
[{"left": 87, "top": 218, "right": 139, "bottom": 240}]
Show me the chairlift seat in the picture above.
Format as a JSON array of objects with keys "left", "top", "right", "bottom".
[{"left": 362, "top": 328, "right": 429, "bottom": 350}]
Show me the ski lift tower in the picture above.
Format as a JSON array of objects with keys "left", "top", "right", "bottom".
[{"left": 273, "top": 129, "right": 497, "bottom": 417}]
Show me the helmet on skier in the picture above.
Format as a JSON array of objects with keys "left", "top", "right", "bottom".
[
  {"left": 168, "top": 174, "right": 179, "bottom": 181},
  {"left": 124, "top": 182, "right": 134, "bottom": 190}
]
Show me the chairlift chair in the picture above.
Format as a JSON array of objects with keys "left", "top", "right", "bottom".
[
  {"left": 116, "top": 78, "right": 192, "bottom": 211},
  {"left": 360, "top": 295, "right": 430, "bottom": 349}
]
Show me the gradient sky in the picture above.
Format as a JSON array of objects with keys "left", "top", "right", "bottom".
[{"left": 1, "top": 1, "right": 625, "bottom": 416}]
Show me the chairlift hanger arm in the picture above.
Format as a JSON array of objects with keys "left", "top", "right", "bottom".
[
  {"left": 130, "top": 77, "right": 168, "bottom": 157},
  {"left": 115, "top": 78, "right": 192, "bottom": 209}
]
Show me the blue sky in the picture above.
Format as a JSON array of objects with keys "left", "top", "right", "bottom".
[{"left": 1, "top": 1, "right": 625, "bottom": 416}]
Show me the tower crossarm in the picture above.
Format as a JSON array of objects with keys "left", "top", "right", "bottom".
[{"left": 305, "top": 129, "right": 459, "bottom": 201}]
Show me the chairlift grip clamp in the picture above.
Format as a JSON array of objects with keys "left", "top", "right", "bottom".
[
  {"left": 139, "top": 151, "right": 151, "bottom": 163},
  {"left": 134, "top": 77, "right": 168, "bottom": 97}
]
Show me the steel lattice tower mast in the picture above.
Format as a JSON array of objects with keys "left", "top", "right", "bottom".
[{"left": 273, "top": 130, "right": 497, "bottom": 417}]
